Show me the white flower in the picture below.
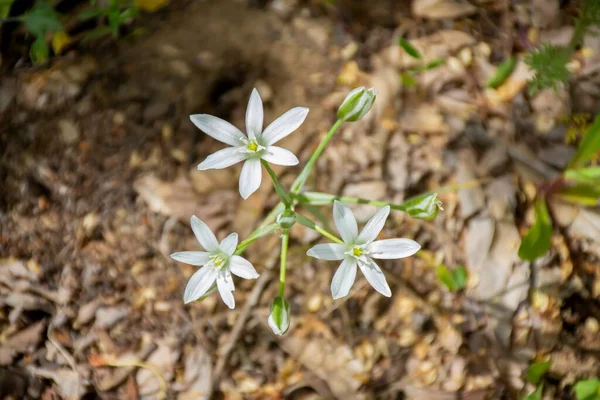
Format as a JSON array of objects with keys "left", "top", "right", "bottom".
[
  {"left": 192, "top": 88, "right": 309, "bottom": 199},
  {"left": 171, "top": 215, "right": 259, "bottom": 308},
  {"left": 307, "top": 201, "right": 420, "bottom": 299}
]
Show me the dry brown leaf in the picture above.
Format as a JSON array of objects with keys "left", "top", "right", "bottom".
[{"left": 412, "top": 0, "right": 477, "bottom": 20}]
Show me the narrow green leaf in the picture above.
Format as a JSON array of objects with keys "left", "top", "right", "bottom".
[
  {"left": 398, "top": 37, "right": 422, "bottom": 59},
  {"left": 0, "top": 0, "right": 14, "bottom": 19},
  {"left": 29, "top": 36, "right": 49, "bottom": 65},
  {"left": 564, "top": 166, "right": 600, "bottom": 183},
  {"left": 524, "top": 384, "right": 544, "bottom": 400},
  {"left": 423, "top": 58, "right": 445, "bottom": 70},
  {"left": 78, "top": 7, "right": 106, "bottom": 20},
  {"left": 569, "top": 114, "right": 600, "bottom": 168},
  {"left": 527, "top": 360, "right": 551, "bottom": 384},
  {"left": 518, "top": 199, "right": 552, "bottom": 261},
  {"left": 557, "top": 182, "right": 600, "bottom": 207},
  {"left": 82, "top": 26, "right": 113, "bottom": 42},
  {"left": 574, "top": 379, "right": 600, "bottom": 400},
  {"left": 400, "top": 71, "right": 417, "bottom": 88},
  {"left": 487, "top": 56, "right": 517, "bottom": 88}
]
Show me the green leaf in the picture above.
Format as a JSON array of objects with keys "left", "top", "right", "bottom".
[
  {"left": 527, "top": 360, "right": 551, "bottom": 384},
  {"left": 22, "top": 2, "right": 63, "bottom": 37},
  {"left": 423, "top": 58, "right": 445, "bottom": 70},
  {"left": 487, "top": 56, "right": 517, "bottom": 88},
  {"left": 524, "top": 384, "right": 544, "bottom": 400},
  {"left": 398, "top": 37, "right": 421, "bottom": 59},
  {"left": 78, "top": 7, "right": 106, "bottom": 20},
  {"left": 400, "top": 193, "right": 443, "bottom": 221},
  {"left": 82, "top": 26, "right": 113, "bottom": 42},
  {"left": 565, "top": 166, "right": 600, "bottom": 183},
  {"left": 557, "top": 182, "right": 600, "bottom": 207},
  {"left": 525, "top": 44, "right": 571, "bottom": 94},
  {"left": 0, "top": 0, "right": 14, "bottom": 19},
  {"left": 574, "top": 379, "right": 600, "bottom": 400},
  {"left": 268, "top": 296, "right": 290, "bottom": 335},
  {"left": 569, "top": 114, "right": 600, "bottom": 168},
  {"left": 436, "top": 265, "right": 467, "bottom": 292},
  {"left": 29, "top": 36, "right": 49, "bottom": 65},
  {"left": 518, "top": 199, "right": 552, "bottom": 261},
  {"left": 400, "top": 71, "right": 417, "bottom": 88}
]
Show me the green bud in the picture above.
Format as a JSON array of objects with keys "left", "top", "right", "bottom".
[
  {"left": 402, "top": 193, "right": 443, "bottom": 221},
  {"left": 337, "top": 87, "right": 377, "bottom": 122},
  {"left": 276, "top": 209, "right": 296, "bottom": 229},
  {"left": 268, "top": 296, "right": 290, "bottom": 335}
]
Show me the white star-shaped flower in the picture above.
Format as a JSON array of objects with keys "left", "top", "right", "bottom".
[
  {"left": 192, "top": 88, "right": 309, "bottom": 199},
  {"left": 171, "top": 215, "right": 259, "bottom": 309},
  {"left": 307, "top": 201, "right": 421, "bottom": 299}
]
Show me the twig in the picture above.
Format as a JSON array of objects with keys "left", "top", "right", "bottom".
[{"left": 210, "top": 268, "right": 274, "bottom": 395}]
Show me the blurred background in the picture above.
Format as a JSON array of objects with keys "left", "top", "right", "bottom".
[{"left": 1, "top": 0, "right": 600, "bottom": 398}]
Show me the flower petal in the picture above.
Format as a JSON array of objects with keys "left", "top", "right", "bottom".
[
  {"left": 239, "top": 158, "right": 262, "bottom": 199},
  {"left": 219, "top": 233, "right": 238, "bottom": 256},
  {"left": 183, "top": 266, "right": 218, "bottom": 303},
  {"left": 368, "top": 238, "right": 421, "bottom": 259},
  {"left": 190, "top": 114, "right": 245, "bottom": 146},
  {"left": 197, "top": 146, "right": 247, "bottom": 170},
  {"left": 306, "top": 243, "right": 347, "bottom": 260},
  {"left": 245, "top": 88, "right": 263, "bottom": 140},
  {"left": 359, "top": 258, "right": 391, "bottom": 297},
  {"left": 190, "top": 215, "right": 219, "bottom": 251},
  {"left": 356, "top": 206, "right": 390, "bottom": 244},
  {"left": 331, "top": 257, "right": 358, "bottom": 299},
  {"left": 333, "top": 201, "right": 358, "bottom": 243},
  {"left": 229, "top": 255, "right": 259, "bottom": 279},
  {"left": 261, "top": 146, "right": 299, "bottom": 166},
  {"left": 261, "top": 107, "right": 309, "bottom": 145},
  {"left": 170, "top": 251, "right": 211, "bottom": 266},
  {"left": 216, "top": 272, "right": 235, "bottom": 309}
]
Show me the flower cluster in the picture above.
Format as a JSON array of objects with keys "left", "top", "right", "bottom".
[{"left": 169, "top": 86, "right": 430, "bottom": 335}]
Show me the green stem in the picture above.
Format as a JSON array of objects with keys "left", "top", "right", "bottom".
[
  {"left": 234, "top": 223, "right": 278, "bottom": 256},
  {"left": 262, "top": 160, "right": 291, "bottom": 206},
  {"left": 279, "top": 230, "right": 289, "bottom": 297},
  {"left": 290, "top": 119, "right": 343, "bottom": 194},
  {"left": 296, "top": 214, "right": 344, "bottom": 244}
]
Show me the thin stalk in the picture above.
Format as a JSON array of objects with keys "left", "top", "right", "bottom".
[
  {"left": 234, "top": 223, "right": 278, "bottom": 256},
  {"left": 296, "top": 214, "right": 344, "bottom": 244},
  {"left": 279, "top": 230, "right": 289, "bottom": 297},
  {"left": 290, "top": 119, "right": 343, "bottom": 194},
  {"left": 262, "top": 160, "right": 291, "bottom": 206}
]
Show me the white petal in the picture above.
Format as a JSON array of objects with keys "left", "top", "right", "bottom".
[
  {"left": 190, "top": 114, "right": 246, "bottom": 146},
  {"left": 183, "top": 266, "right": 218, "bottom": 303},
  {"left": 245, "top": 88, "right": 263, "bottom": 140},
  {"left": 368, "top": 238, "right": 421, "bottom": 259},
  {"left": 261, "top": 107, "right": 309, "bottom": 145},
  {"left": 190, "top": 215, "right": 219, "bottom": 251},
  {"left": 239, "top": 158, "right": 262, "bottom": 199},
  {"left": 331, "top": 258, "right": 358, "bottom": 299},
  {"left": 356, "top": 206, "right": 390, "bottom": 244},
  {"left": 307, "top": 243, "right": 347, "bottom": 260},
  {"left": 219, "top": 233, "right": 238, "bottom": 256},
  {"left": 197, "top": 146, "right": 247, "bottom": 170},
  {"left": 229, "top": 255, "right": 259, "bottom": 279},
  {"left": 170, "top": 251, "right": 211, "bottom": 266},
  {"left": 217, "top": 272, "right": 235, "bottom": 309},
  {"left": 359, "top": 258, "right": 391, "bottom": 297},
  {"left": 333, "top": 201, "right": 358, "bottom": 243},
  {"left": 261, "top": 146, "right": 299, "bottom": 166}
]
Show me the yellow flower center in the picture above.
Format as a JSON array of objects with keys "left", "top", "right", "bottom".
[
  {"left": 247, "top": 141, "right": 259, "bottom": 152},
  {"left": 352, "top": 247, "right": 363, "bottom": 257},
  {"left": 211, "top": 254, "right": 227, "bottom": 270}
]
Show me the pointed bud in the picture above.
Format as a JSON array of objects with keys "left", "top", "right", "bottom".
[
  {"left": 268, "top": 296, "right": 290, "bottom": 335},
  {"left": 276, "top": 209, "right": 296, "bottom": 229},
  {"left": 402, "top": 193, "right": 443, "bottom": 221},
  {"left": 337, "top": 87, "right": 377, "bottom": 122}
]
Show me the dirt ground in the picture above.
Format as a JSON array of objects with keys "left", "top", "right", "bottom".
[{"left": 1, "top": 0, "right": 600, "bottom": 399}]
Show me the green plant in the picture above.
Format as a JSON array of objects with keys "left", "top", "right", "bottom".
[
  {"left": 525, "top": 0, "right": 600, "bottom": 94},
  {"left": 517, "top": 114, "right": 600, "bottom": 262},
  {"left": 79, "top": 0, "right": 140, "bottom": 39},
  {"left": 523, "top": 359, "right": 551, "bottom": 399},
  {"left": 574, "top": 379, "right": 600, "bottom": 400},
  {"left": 436, "top": 265, "right": 467, "bottom": 292},
  {"left": 398, "top": 36, "right": 445, "bottom": 88}
]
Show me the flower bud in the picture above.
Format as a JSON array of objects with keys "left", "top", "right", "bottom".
[
  {"left": 268, "top": 296, "right": 290, "bottom": 335},
  {"left": 403, "top": 193, "right": 443, "bottom": 221},
  {"left": 337, "top": 87, "right": 377, "bottom": 122},
  {"left": 276, "top": 209, "right": 296, "bottom": 229}
]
